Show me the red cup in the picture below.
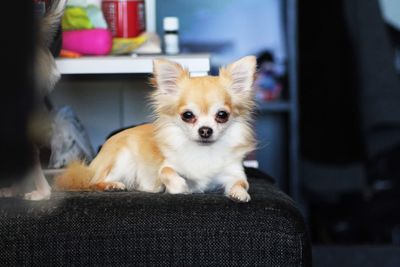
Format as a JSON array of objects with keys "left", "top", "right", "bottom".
[{"left": 102, "top": 0, "right": 145, "bottom": 38}]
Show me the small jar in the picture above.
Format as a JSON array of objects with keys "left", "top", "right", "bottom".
[{"left": 163, "top": 17, "right": 180, "bottom": 55}]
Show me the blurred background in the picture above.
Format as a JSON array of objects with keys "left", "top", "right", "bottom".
[{"left": 2, "top": 0, "right": 400, "bottom": 265}]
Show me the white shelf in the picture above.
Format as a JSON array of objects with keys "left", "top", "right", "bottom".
[{"left": 56, "top": 54, "right": 211, "bottom": 75}]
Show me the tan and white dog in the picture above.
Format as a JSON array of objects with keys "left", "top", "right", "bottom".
[
  {"left": 0, "top": 0, "right": 66, "bottom": 200},
  {"left": 55, "top": 56, "right": 257, "bottom": 202}
]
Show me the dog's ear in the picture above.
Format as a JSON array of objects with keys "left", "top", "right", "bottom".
[
  {"left": 152, "top": 59, "right": 188, "bottom": 94},
  {"left": 220, "top": 56, "right": 257, "bottom": 94}
]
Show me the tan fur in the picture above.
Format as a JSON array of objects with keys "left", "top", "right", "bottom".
[
  {"left": 53, "top": 161, "right": 93, "bottom": 191},
  {"left": 159, "top": 167, "right": 178, "bottom": 188},
  {"left": 230, "top": 180, "right": 249, "bottom": 191},
  {"left": 89, "top": 182, "right": 110, "bottom": 191},
  {"left": 228, "top": 180, "right": 251, "bottom": 202},
  {"left": 90, "top": 124, "right": 164, "bottom": 183},
  {"left": 160, "top": 166, "right": 177, "bottom": 178},
  {"left": 89, "top": 181, "right": 126, "bottom": 191},
  {"left": 178, "top": 77, "right": 233, "bottom": 115},
  {"left": 54, "top": 124, "right": 164, "bottom": 191}
]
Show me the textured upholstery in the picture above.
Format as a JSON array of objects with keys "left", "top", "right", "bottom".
[{"left": 0, "top": 168, "right": 311, "bottom": 266}]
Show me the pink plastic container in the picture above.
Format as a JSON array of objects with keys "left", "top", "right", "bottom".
[{"left": 62, "top": 29, "right": 112, "bottom": 55}]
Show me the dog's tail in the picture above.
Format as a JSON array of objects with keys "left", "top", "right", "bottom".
[
  {"left": 40, "top": 0, "right": 67, "bottom": 47},
  {"left": 53, "top": 161, "right": 94, "bottom": 191}
]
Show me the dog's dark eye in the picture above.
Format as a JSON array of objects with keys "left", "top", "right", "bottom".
[
  {"left": 181, "top": 111, "right": 196, "bottom": 123},
  {"left": 215, "top": 111, "right": 230, "bottom": 123}
]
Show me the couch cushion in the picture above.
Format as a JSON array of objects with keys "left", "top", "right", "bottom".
[{"left": 0, "top": 168, "right": 310, "bottom": 266}]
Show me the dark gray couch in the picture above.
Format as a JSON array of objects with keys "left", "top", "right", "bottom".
[{"left": 0, "top": 168, "right": 311, "bottom": 266}]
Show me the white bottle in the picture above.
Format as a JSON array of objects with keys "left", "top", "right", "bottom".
[{"left": 163, "top": 17, "right": 180, "bottom": 55}]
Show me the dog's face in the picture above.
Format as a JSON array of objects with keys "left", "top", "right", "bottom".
[
  {"left": 176, "top": 77, "right": 232, "bottom": 144},
  {"left": 151, "top": 56, "right": 256, "bottom": 146}
]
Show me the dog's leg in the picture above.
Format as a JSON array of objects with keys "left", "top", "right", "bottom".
[
  {"left": 220, "top": 165, "right": 251, "bottom": 202},
  {"left": 226, "top": 179, "right": 250, "bottom": 203},
  {"left": 24, "top": 148, "right": 51, "bottom": 201},
  {"left": 24, "top": 162, "right": 51, "bottom": 200},
  {"left": 0, "top": 148, "right": 51, "bottom": 200},
  {"left": 159, "top": 166, "right": 190, "bottom": 194},
  {"left": 0, "top": 163, "right": 52, "bottom": 201}
]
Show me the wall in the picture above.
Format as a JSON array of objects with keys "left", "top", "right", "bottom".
[{"left": 51, "top": 75, "right": 153, "bottom": 152}]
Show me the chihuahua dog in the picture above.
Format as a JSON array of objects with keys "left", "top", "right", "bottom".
[
  {"left": 55, "top": 56, "right": 257, "bottom": 202},
  {"left": 0, "top": 0, "right": 66, "bottom": 200}
]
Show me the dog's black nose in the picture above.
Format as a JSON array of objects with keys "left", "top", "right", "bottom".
[{"left": 198, "top": 126, "right": 213, "bottom": 139}]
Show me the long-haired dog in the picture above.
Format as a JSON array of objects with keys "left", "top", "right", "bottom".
[
  {"left": 0, "top": 0, "right": 66, "bottom": 200},
  {"left": 55, "top": 56, "right": 257, "bottom": 202}
]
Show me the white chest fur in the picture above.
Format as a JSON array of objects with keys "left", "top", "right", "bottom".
[
  {"left": 159, "top": 123, "right": 250, "bottom": 192},
  {"left": 167, "top": 142, "right": 233, "bottom": 179}
]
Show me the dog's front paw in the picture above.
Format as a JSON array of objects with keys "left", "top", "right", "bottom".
[
  {"left": 228, "top": 186, "right": 251, "bottom": 203},
  {"left": 165, "top": 177, "right": 190, "bottom": 194},
  {"left": 24, "top": 190, "right": 51, "bottom": 201}
]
